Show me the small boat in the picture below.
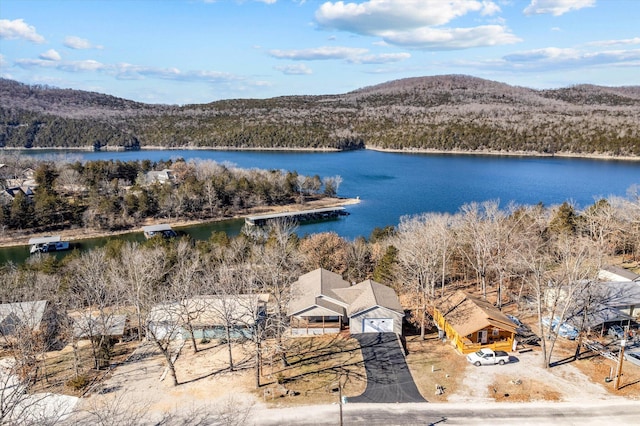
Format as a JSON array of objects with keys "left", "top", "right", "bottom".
[
  {"left": 29, "top": 236, "right": 70, "bottom": 254},
  {"left": 143, "top": 224, "right": 177, "bottom": 239}
]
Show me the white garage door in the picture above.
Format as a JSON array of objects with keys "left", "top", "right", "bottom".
[{"left": 363, "top": 318, "right": 393, "bottom": 333}]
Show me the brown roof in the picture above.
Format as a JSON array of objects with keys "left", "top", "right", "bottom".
[{"left": 438, "top": 291, "right": 516, "bottom": 337}]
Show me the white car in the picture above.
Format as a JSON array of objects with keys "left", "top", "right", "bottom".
[{"left": 466, "top": 348, "right": 510, "bottom": 366}]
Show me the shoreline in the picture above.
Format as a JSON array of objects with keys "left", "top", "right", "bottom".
[
  {"left": 0, "top": 197, "right": 361, "bottom": 249},
  {"left": 364, "top": 146, "right": 640, "bottom": 162},
  {"left": 4, "top": 145, "right": 639, "bottom": 161}
]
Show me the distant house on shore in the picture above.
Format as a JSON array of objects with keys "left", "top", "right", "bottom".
[
  {"left": 433, "top": 291, "right": 516, "bottom": 354},
  {"left": 142, "top": 169, "right": 174, "bottom": 185},
  {"left": 3, "top": 186, "right": 35, "bottom": 200}
]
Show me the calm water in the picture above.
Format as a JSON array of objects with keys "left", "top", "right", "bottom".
[{"left": 5, "top": 149, "right": 640, "bottom": 263}]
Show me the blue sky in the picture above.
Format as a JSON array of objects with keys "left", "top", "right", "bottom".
[{"left": 1, "top": 0, "right": 639, "bottom": 105}]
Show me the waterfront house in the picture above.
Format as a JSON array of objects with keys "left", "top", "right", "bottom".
[
  {"left": 288, "top": 268, "right": 404, "bottom": 335},
  {"left": 433, "top": 291, "right": 516, "bottom": 354},
  {"left": 3, "top": 186, "right": 34, "bottom": 200},
  {"left": 143, "top": 169, "right": 174, "bottom": 185}
]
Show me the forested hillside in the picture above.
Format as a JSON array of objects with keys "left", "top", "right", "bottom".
[{"left": 1, "top": 75, "right": 639, "bottom": 155}]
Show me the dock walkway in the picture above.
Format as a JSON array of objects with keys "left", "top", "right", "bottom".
[{"left": 245, "top": 207, "right": 347, "bottom": 226}]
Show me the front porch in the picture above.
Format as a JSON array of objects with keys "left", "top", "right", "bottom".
[{"left": 289, "top": 315, "right": 344, "bottom": 336}]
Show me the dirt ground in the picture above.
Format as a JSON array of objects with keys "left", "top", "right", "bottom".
[
  {"left": 406, "top": 331, "right": 639, "bottom": 403},
  {"left": 59, "top": 329, "right": 639, "bottom": 423}
]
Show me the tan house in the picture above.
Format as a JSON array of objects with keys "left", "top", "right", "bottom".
[
  {"left": 288, "top": 268, "right": 404, "bottom": 336},
  {"left": 433, "top": 291, "right": 516, "bottom": 354}
]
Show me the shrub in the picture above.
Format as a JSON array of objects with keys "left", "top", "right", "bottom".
[{"left": 66, "top": 374, "right": 90, "bottom": 390}]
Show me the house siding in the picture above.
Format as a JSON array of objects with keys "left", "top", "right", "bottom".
[{"left": 349, "top": 307, "right": 403, "bottom": 334}]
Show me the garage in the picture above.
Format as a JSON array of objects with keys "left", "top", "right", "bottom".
[{"left": 363, "top": 318, "right": 394, "bottom": 333}]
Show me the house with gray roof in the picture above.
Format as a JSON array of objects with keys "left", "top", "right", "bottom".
[
  {"left": 0, "top": 300, "right": 60, "bottom": 349},
  {"left": 288, "top": 268, "right": 404, "bottom": 336},
  {"left": 598, "top": 265, "right": 640, "bottom": 282}
]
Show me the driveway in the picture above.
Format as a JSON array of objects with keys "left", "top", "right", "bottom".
[{"left": 347, "top": 333, "right": 426, "bottom": 403}]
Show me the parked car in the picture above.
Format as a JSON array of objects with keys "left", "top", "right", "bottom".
[
  {"left": 608, "top": 325, "right": 625, "bottom": 339},
  {"left": 626, "top": 352, "right": 640, "bottom": 368},
  {"left": 466, "top": 348, "right": 510, "bottom": 366},
  {"left": 507, "top": 314, "right": 530, "bottom": 335},
  {"left": 541, "top": 317, "right": 579, "bottom": 340}
]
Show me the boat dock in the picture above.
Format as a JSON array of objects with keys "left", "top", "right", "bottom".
[
  {"left": 143, "top": 224, "right": 178, "bottom": 239},
  {"left": 28, "top": 235, "right": 70, "bottom": 254},
  {"left": 245, "top": 207, "right": 348, "bottom": 226}
]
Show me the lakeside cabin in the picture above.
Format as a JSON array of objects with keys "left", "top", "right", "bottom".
[
  {"left": 245, "top": 207, "right": 348, "bottom": 227},
  {"left": 28, "top": 236, "right": 70, "bottom": 254},
  {"left": 143, "top": 224, "right": 178, "bottom": 239}
]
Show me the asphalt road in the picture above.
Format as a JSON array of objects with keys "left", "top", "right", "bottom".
[
  {"left": 347, "top": 333, "right": 426, "bottom": 403},
  {"left": 254, "top": 401, "right": 640, "bottom": 425}
]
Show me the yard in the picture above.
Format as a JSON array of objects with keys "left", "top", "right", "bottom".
[
  {"left": 12, "top": 325, "right": 637, "bottom": 423},
  {"left": 405, "top": 328, "right": 640, "bottom": 403}
]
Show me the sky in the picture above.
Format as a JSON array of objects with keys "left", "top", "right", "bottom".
[{"left": 0, "top": 0, "right": 639, "bottom": 105}]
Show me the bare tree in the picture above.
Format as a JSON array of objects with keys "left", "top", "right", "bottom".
[
  {"left": 202, "top": 263, "right": 247, "bottom": 372},
  {"left": 166, "top": 241, "right": 205, "bottom": 354},
  {"left": 540, "top": 235, "right": 598, "bottom": 367},
  {"left": 395, "top": 213, "right": 443, "bottom": 339},
  {"left": 68, "top": 249, "right": 122, "bottom": 371},
  {"left": 251, "top": 219, "right": 301, "bottom": 368},
  {"left": 144, "top": 291, "right": 185, "bottom": 387},
  {"left": 457, "top": 201, "right": 501, "bottom": 299},
  {"left": 111, "top": 242, "right": 166, "bottom": 341}
]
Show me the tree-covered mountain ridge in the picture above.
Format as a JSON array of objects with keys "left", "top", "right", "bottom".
[{"left": 2, "top": 75, "right": 639, "bottom": 156}]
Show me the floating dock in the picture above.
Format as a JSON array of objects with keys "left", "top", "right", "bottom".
[
  {"left": 143, "top": 224, "right": 178, "bottom": 239},
  {"left": 28, "top": 235, "right": 70, "bottom": 254},
  {"left": 245, "top": 207, "right": 348, "bottom": 226}
]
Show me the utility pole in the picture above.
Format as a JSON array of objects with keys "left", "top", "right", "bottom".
[
  {"left": 614, "top": 338, "right": 627, "bottom": 391},
  {"left": 338, "top": 381, "right": 344, "bottom": 426}
]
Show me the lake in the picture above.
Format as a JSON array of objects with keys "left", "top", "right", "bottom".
[{"left": 6, "top": 149, "right": 640, "bottom": 261}]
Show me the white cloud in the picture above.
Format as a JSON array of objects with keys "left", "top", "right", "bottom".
[
  {"left": 268, "top": 46, "right": 411, "bottom": 65},
  {"left": 381, "top": 25, "right": 520, "bottom": 50},
  {"left": 275, "top": 64, "right": 313, "bottom": 75},
  {"left": 64, "top": 36, "right": 103, "bottom": 50},
  {"left": 587, "top": 37, "right": 640, "bottom": 47},
  {"left": 501, "top": 47, "right": 640, "bottom": 70},
  {"left": 347, "top": 52, "right": 411, "bottom": 64},
  {"left": 0, "top": 54, "right": 7, "bottom": 68},
  {"left": 13, "top": 56, "right": 243, "bottom": 85},
  {"left": 16, "top": 58, "right": 106, "bottom": 72},
  {"left": 523, "top": 0, "right": 595, "bottom": 16},
  {"left": 0, "top": 18, "right": 45, "bottom": 43},
  {"left": 39, "top": 49, "right": 61, "bottom": 61},
  {"left": 269, "top": 46, "right": 369, "bottom": 60},
  {"left": 316, "top": 0, "right": 500, "bottom": 32},
  {"left": 314, "top": 0, "right": 518, "bottom": 50}
]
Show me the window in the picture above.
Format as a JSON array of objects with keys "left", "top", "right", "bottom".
[{"left": 492, "top": 328, "right": 500, "bottom": 336}]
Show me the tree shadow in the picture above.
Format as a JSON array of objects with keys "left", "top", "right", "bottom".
[{"left": 618, "top": 377, "right": 640, "bottom": 390}]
